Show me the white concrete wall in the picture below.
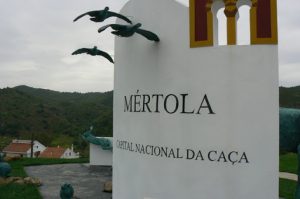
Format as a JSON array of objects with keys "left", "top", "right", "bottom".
[
  {"left": 90, "top": 137, "right": 112, "bottom": 166},
  {"left": 113, "top": 0, "right": 279, "bottom": 199}
]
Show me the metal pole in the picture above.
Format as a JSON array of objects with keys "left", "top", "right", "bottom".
[{"left": 30, "top": 133, "right": 34, "bottom": 158}]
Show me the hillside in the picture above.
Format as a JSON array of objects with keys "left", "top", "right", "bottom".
[
  {"left": 0, "top": 86, "right": 113, "bottom": 151},
  {"left": 280, "top": 86, "right": 300, "bottom": 109},
  {"left": 0, "top": 85, "right": 299, "bottom": 152}
]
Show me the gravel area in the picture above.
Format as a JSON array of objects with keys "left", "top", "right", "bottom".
[{"left": 25, "top": 164, "right": 112, "bottom": 199}]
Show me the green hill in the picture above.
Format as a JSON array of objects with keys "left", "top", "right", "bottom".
[
  {"left": 0, "top": 86, "right": 113, "bottom": 153},
  {"left": 280, "top": 86, "right": 300, "bottom": 109}
]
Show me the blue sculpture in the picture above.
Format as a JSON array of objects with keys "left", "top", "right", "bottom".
[
  {"left": 0, "top": 154, "right": 11, "bottom": 178},
  {"left": 60, "top": 184, "right": 74, "bottom": 199},
  {"left": 73, "top": 7, "right": 132, "bottom": 24},
  {"left": 280, "top": 108, "right": 300, "bottom": 152},
  {"left": 98, "top": 23, "right": 160, "bottom": 42},
  {"left": 73, "top": 7, "right": 160, "bottom": 63},
  {"left": 72, "top": 46, "right": 114, "bottom": 63},
  {"left": 296, "top": 144, "right": 300, "bottom": 199},
  {"left": 82, "top": 127, "right": 113, "bottom": 151}
]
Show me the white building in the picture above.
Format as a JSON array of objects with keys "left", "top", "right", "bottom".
[
  {"left": 39, "top": 145, "right": 80, "bottom": 159},
  {"left": 2, "top": 139, "right": 46, "bottom": 158}
]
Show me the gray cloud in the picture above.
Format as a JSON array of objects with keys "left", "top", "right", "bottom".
[
  {"left": 0, "top": 0, "right": 126, "bottom": 92},
  {"left": 0, "top": 0, "right": 299, "bottom": 92}
]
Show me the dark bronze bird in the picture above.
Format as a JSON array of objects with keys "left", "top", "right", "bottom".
[
  {"left": 72, "top": 46, "right": 114, "bottom": 63},
  {"left": 73, "top": 7, "right": 132, "bottom": 24},
  {"left": 98, "top": 23, "right": 160, "bottom": 42}
]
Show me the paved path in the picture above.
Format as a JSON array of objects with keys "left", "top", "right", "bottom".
[
  {"left": 25, "top": 165, "right": 294, "bottom": 199},
  {"left": 25, "top": 164, "right": 112, "bottom": 199},
  {"left": 280, "top": 172, "right": 298, "bottom": 181}
]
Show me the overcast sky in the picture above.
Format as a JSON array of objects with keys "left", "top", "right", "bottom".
[{"left": 0, "top": 0, "right": 299, "bottom": 92}]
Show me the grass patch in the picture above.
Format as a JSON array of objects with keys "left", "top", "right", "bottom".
[
  {"left": 50, "top": 134, "right": 76, "bottom": 149},
  {"left": 0, "top": 158, "right": 89, "bottom": 198},
  {"left": 279, "top": 179, "right": 297, "bottom": 199},
  {"left": 0, "top": 184, "right": 42, "bottom": 199},
  {"left": 280, "top": 153, "right": 297, "bottom": 174}
]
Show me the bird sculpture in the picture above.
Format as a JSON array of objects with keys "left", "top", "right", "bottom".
[
  {"left": 98, "top": 23, "right": 160, "bottom": 42},
  {"left": 82, "top": 127, "right": 113, "bottom": 151},
  {"left": 296, "top": 144, "right": 300, "bottom": 199},
  {"left": 0, "top": 154, "right": 11, "bottom": 178},
  {"left": 72, "top": 46, "right": 114, "bottom": 63},
  {"left": 73, "top": 7, "right": 132, "bottom": 24}
]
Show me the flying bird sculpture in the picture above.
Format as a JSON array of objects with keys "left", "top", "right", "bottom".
[
  {"left": 98, "top": 23, "right": 160, "bottom": 42},
  {"left": 73, "top": 7, "right": 132, "bottom": 24},
  {"left": 72, "top": 46, "right": 114, "bottom": 63},
  {"left": 82, "top": 127, "right": 113, "bottom": 151}
]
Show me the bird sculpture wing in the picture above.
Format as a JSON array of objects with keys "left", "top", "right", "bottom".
[
  {"left": 96, "top": 50, "right": 114, "bottom": 63},
  {"left": 72, "top": 48, "right": 91, "bottom": 55},
  {"left": 98, "top": 24, "right": 127, "bottom": 33},
  {"left": 135, "top": 29, "right": 160, "bottom": 42},
  {"left": 73, "top": 11, "right": 99, "bottom": 22},
  {"left": 107, "top": 11, "right": 132, "bottom": 24}
]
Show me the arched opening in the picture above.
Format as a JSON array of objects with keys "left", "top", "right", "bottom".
[
  {"left": 216, "top": 7, "right": 227, "bottom": 46},
  {"left": 212, "top": 0, "right": 225, "bottom": 46},
  {"left": 237, "top": 0, "right": 252, "bottom": 45}
]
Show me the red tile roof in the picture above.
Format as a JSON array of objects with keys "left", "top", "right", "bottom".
[
  {"left": 39, "top": 147, "right": 66, "bottom": 158},
  {"left": 3, "top": 143, "right": 31, "bottom": 154}
]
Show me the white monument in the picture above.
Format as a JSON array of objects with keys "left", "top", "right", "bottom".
[{"left": 113, "top": 0, "right": 279, "bottom": 198}]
